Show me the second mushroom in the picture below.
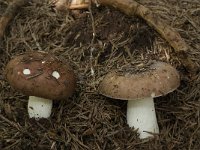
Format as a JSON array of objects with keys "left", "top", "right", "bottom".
[
  {"left": 5, "top": 51, "right": 76, "bottom": 119},
  {"left": 99, "top": 61, "right": 180, "bottom": 139}
]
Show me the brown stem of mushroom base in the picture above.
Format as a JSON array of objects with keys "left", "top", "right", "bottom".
[
  {"left": 0, "top": 0, "right": 27, "bottom": 41},
  {"left": 95, "top": 0, "right": 197, "bottom": 74}
]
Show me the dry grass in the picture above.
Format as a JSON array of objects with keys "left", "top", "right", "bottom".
[{"left": 0, "top": 0, "right": 200, "bottom": 149}]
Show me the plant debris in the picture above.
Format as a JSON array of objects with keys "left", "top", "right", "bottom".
[
  {"left": 0, "top": 0, "right": 27, "bottom": 42},
  {"left": 96, "top": 0, "right": 198, "bottom": 74}
]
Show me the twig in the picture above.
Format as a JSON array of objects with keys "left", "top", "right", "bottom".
[
  {"left": 95, "top": 0, "right": 198, "bottom": 74},
  {"left": 88, "top": 0, "right": 96, "bottom": 76},
  {"left": 28, "top": 24, "right": 42, "bottom": 51},
  {"left": 0, "top": 0, "right": 27, "bottom": 41},
  {"left": 0, "top": 114, "right": 20, "bottom": 130},
  {"left": 0, "top": 114, "right": 34, "bottom": 138},
  {"left": 89, "top": 1, "right": 96, "bottom": 45}
]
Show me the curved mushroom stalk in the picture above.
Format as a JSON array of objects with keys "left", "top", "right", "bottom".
[
  {"left": 127, "top": 97, "right": 159, "bottom": 139},
  {"left": 28, "top": 96, "right": 53, "bottom": 119}
]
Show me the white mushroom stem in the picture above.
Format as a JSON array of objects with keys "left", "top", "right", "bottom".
[
  {"left": 127, "top": 97, "right": 159, "bottom": 139},
  {"left": 28, "top": 96, "right": 53, "bottom": 119}
]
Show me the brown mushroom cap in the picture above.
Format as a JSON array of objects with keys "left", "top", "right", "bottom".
[
  {"left": 99, "top": 61, "right": 180, "bottom": 100},
  {"left": 5, "top": 51, "right": 76, "bottom": 100}
]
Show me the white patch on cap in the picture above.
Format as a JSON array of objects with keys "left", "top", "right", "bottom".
[
  {"left": 23, "top": 69, "right": 31, "bottom": 75},
  {"left": 42, "top": 61, "right": 46, "bottom": 64},
  {"left": 52, "top": 71, "right": 60, "bottom": 79}
]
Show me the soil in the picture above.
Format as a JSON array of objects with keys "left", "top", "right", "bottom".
[{"left": 0, "top": 0, "right": 200, "bottom": 149}]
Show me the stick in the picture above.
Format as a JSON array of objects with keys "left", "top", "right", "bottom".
[
  {"left": 95, "top": 0, "right": 197, "bottom": 74},
  {"left": 0, "top": 0, "right": 27, "bottom": 41},
  {"left": 0, "top": 114, "right": 34, "bottom": 138},
  {"left": 0, "top": 114, "right": 20, "bottom": 130},
  {"left": 88, "top": 0, "right": 96, "bottom": 76}
]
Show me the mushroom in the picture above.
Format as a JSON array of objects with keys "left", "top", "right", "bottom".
[
  {"left": 99, "top": 61, "right": 180, "bottom": 139},
  {"left": 53, "top": 0, "right": 90, "bottom": 11},
  {"left": 5, "top": 51, "right": 76, "bottom": 119}
]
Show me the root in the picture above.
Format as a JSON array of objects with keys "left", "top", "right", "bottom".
[
  {"left": 96, "top": 0, "right": 198, "bottom": 74},
  {"left": 0, "top": 0, "right": 27, "bottom": 41}
]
